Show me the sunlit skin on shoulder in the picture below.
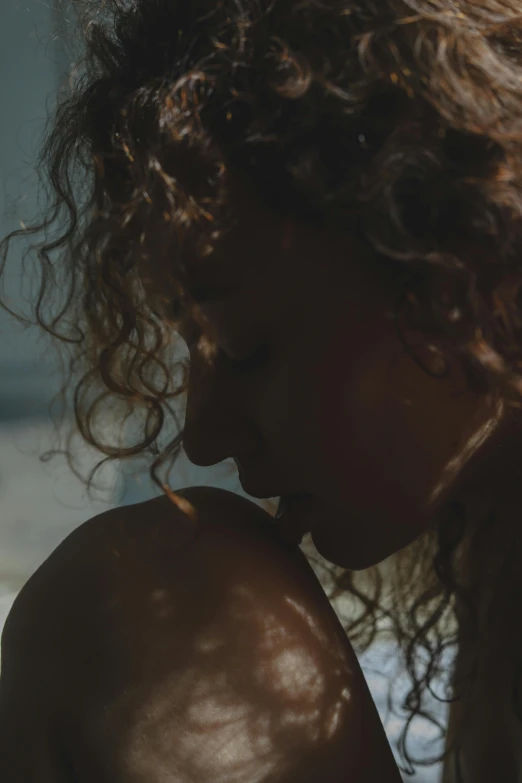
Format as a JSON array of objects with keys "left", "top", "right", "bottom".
[
  {"left": 3, "top": 0, "right": 522, "bottom": 779},
  {"left": 0, "top": 486, "right": 402, "bottom": 782}
]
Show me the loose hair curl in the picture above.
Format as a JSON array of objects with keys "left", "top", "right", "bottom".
[{"left": 3, "top": 0, "right": 522, "bottom": 777}]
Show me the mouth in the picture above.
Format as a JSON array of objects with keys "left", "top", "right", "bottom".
[
  {"left": 274, "top": 494, "right": 314, "bottom": 545},
  {"left": 275, "top": 494, "right": 307, "bottom": 519}
]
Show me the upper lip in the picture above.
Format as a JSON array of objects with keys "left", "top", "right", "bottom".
[
  {"left": 240, "top": 482, "right": 295, "bottom": 501},
  {"left": 237, "top": 474, "right": 300, "bottom": 502},
  {"left": 233, "top": 459, "right": 306, "bottom": 501}
]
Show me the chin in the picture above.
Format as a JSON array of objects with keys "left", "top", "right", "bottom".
[
  {"left": 309, "top": 499, "right": 427, "bottom": 571},
  {"left": 310, "top": 517, "right": 410, "bottom": 571},
  {"left": 311, "top": 532, "right": 384, "bottom": 570}
]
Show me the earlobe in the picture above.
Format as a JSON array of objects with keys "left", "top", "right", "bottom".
[
  {"left": 394, "top": 291, "right": 451, "bottom": 379},
  {"left": 281, "top": 220, "right": 295, "bottom": 253},
  {"left": 403, "top": 337, "right": 451, "bottom": 379}
]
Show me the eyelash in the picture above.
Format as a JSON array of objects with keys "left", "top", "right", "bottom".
[
  {"left": 221, "top": 343, "right": 270, "bottom": 375},
  {"left": 175, "top": 315, "right": 270, "bottom": 376}
]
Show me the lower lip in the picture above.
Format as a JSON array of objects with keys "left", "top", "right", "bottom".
[{"left": 274, "top": 494, "right": 313, "bottom": 545}]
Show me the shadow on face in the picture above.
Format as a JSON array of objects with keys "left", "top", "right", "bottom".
[{"left": 143, "top": 176, "right": 515, "bottom": 571}]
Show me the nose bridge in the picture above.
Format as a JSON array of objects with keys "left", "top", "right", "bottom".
[{"left": 181, "top": 353, "right": 253, "bottom": 467}]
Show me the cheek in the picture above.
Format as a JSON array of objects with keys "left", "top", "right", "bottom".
[
  {"left": 311, "top": 320, "right": 405, "bottom": 490},
  {"left": 305, "top": 346, "right": 430, "bottom": 569},
  {"left": 310, "top": 322, "right": 454, "bottom": 540},
  {"left": 308, "top": 313, "right": 499, "bottom": 570}
]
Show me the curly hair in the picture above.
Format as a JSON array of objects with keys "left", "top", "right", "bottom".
[{"left": 3, "top": 0, "right": 522, "bottom": 777}]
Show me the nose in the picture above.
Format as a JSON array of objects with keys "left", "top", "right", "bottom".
[{"left": 181, "top": 350, "right": 259, "bottom": 468}]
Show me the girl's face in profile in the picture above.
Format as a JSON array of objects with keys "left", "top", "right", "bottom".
[{"left": 147, "top": 179, "right": 503, "bottom": 571}]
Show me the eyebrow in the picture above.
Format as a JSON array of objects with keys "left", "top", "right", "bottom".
[
  {"left": 188, "top": 283, "right": 238, "bottom": 303},
  {"left": 188, "top": 283, "right": 240, "bottom": 304},
  {"left": 162, "top": 282, "right": 238, "bottom": 322}
]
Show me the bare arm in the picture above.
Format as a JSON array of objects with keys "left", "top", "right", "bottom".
[{"left": 0, "top": 487, "right": 402, "bottom": 782}]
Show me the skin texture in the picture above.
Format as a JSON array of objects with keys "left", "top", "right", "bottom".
[
  {"left": 147, "top": 177, "right": 522, "bottom": 780},
  {"left": 0, "top": 487, "right": 403, "bottom": 782},
  {"left": 3, "top": 176, "right": 521, "bottom": 782},
  {"left": 3, "top": 0, "right": 522, "bottom": 777},
  {"left": 147, "top": 176, "right": 507, "bottom": 571}
]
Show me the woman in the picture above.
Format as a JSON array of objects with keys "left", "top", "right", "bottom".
[{"left": 1, "top": 0, "right": 522, "bottom": 779}]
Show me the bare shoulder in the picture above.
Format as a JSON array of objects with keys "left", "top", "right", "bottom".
[
  {"left": 2, "top": 486, "right": 345, "bottom": 698},
  {"left": 2, "top": 486, "right": 331, "bottom": 653},
  {"left": 0, "top": 487, "right": 401, "bottom": 782}
]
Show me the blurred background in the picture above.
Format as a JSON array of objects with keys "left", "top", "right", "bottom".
[
  {"left": 0, "top": 0, "right": 250, "bottom": 626},
  {"left": 0, "top": 3, "right": 444, "bottom": 779}
]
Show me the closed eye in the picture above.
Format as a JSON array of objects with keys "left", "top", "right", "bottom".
[{"left": 222, "top": 343, "right": 271, "bottom": 375}]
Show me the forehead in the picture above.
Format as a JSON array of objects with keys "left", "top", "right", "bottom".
[
  {"left": 184, "top": 179, "right": 291, "bottom": 288},
  {"left": 145, "top": 169, "right": 350, "bottom": 317}
]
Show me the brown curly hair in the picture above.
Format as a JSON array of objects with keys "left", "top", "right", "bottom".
[{"left": 3, "top": 0, "right": 522, "bottom": 777}]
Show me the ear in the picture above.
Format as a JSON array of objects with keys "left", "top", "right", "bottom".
[{"left": 281, "top": 219, "right": 296, "bottom": 253}]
